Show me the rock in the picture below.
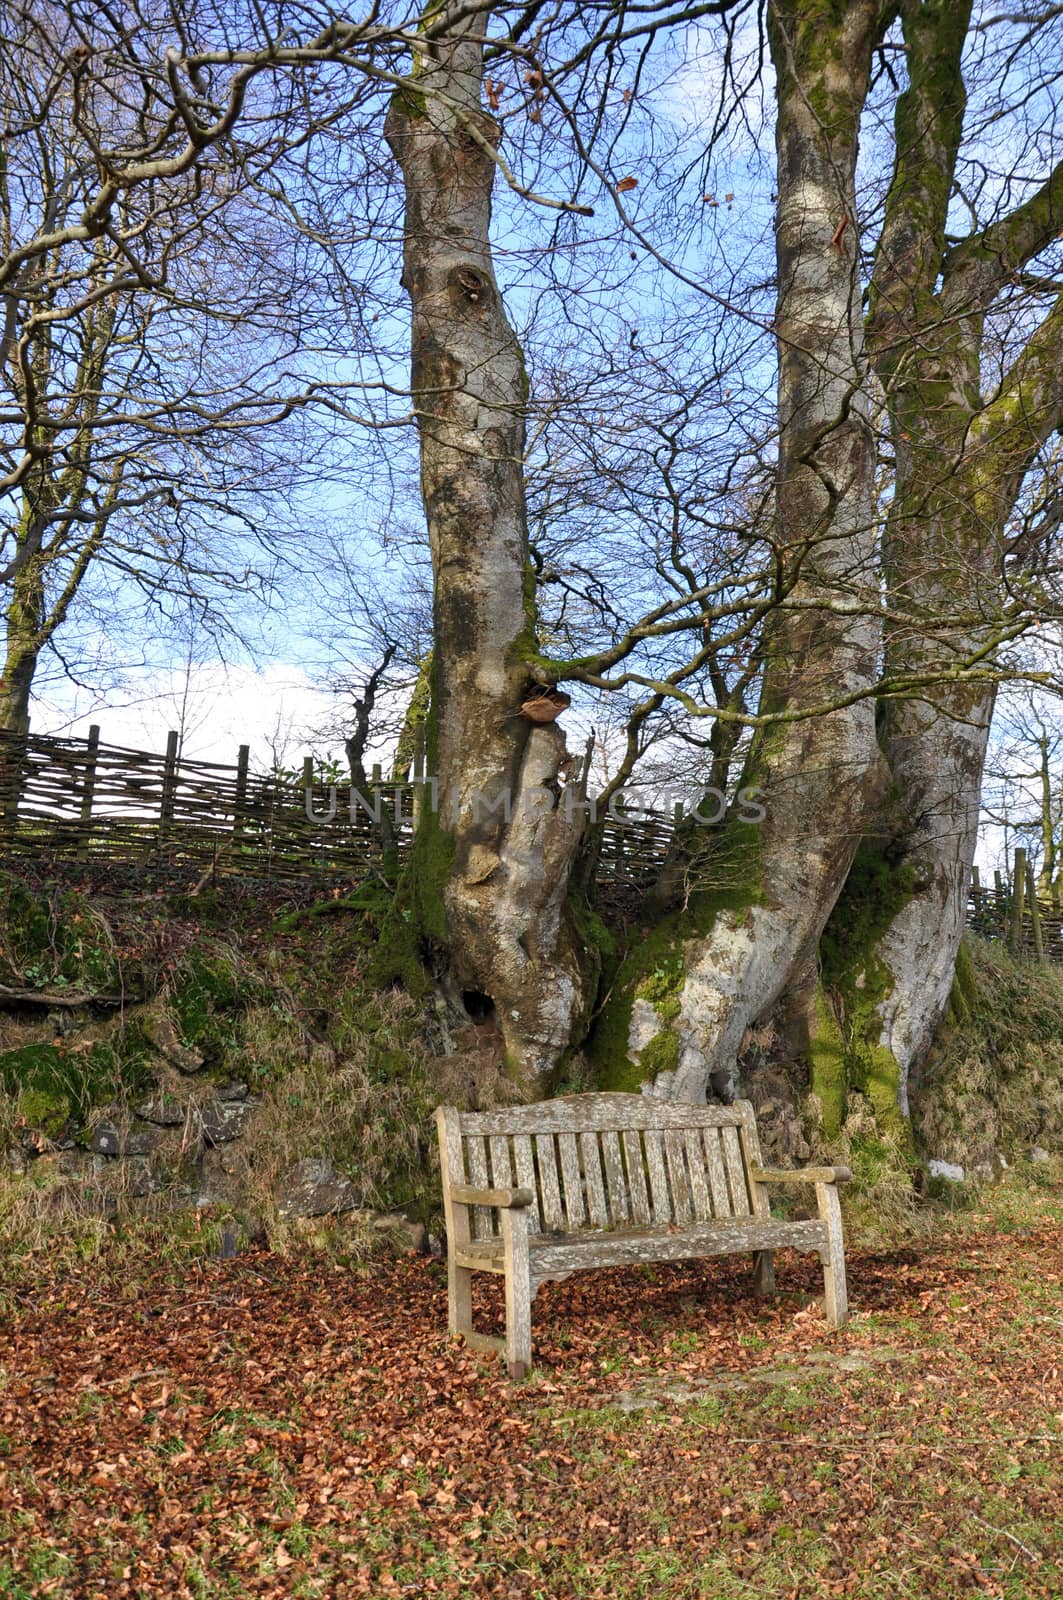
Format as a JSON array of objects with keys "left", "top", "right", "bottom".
[
  {"left": 200, "top": 1098, "right": 257, "bottom": 1146},
  {"left": 135, "top": 1095, "right": 187, "bottom": 1127},
  {"left": 928, "top": 1158, "right": 965, "bottom": 1183},
  {"left": 17, "top": 1125, "right": 51, "bottom": 1155},
  {"left": 57, "top": 1149, "right": 109, "bottom": 1180},
  {"left": 217, "top": 1224, "right": 241, "bottom": 1259},
  {"left": 104, "top": 1156, "right": 154, "bottom": 1198},
  {"left": 629, "top": 998, "right": 664, "bottom": 1056},
  {"left": 275, "top": 1156, "right": 359, "bottom": 1218},
  {"left": 3, "top": 1146, "right": 29, "bottom": 1175},
  {"left": 372, "top": 1212, "right": 431, "bottom": 1254},
  {"left": 197, "top": 1148, "right": 247, "bottom": 1207},
  {"left": 1030, "top": 1146, "right": 1051, "bottom": 1164},
  {"left": 748, "top": 1070, "right": 811, "bottom": 1166},
  {"left": 90, "top": 1121, "right": 163, "bottom": 1158},
  {"left": 972, "top": 1149, "right": 1008, "bottom": 1183},
  {"left": 214, "top": 1080, "right": 249, "bottom": 1102},
  {"left": 141, "top": 1005, "right": 205, "bottom": 1073}
]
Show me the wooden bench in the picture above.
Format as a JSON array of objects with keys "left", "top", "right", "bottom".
[{"left": 435, "top": 1093, "right": 851, "bottom": 1378}]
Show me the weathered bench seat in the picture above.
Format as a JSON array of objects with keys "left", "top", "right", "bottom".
[{"left": 436, "top": 1093, "right": 851, "bottom": 1378}]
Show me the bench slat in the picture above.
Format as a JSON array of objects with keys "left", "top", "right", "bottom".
[
  {"left": 684, "top": 1128, "right": 712, "bottom": 1220},
  {"left": 489, "top": 1134, "right": 514, "bottom": 1191},
  {"left": 558, "top": 1132, "right": 585, "bottom": 1228},
  {"left": 512, "top": 1134, "right": 541, "bottom": 1234},
  {"left": 600, "top": 1130, "right": 629, "bottom": 1225},
  {"left": 536, "top": 1134, "right": 565, "bottom": 1231},
  {"left": 465, "top": 1136, "right": 495, "bottom": 1238},
  {"left": 581, "top": 1131, "right": 609, "bottom": 1228},
  {"left": 644, "top": 1129, "right": 672, "bottom": 1223},
  {"left": 737, "top": 1102, "right": 771, "bottom": 1220},
  {"left": 458, "top": 1095, "right": 745, "bottom": 1137},
  {"left": 703, "top": 1127, "right": 732, "bottom": 1217},
  {"left": 529, "top": 1217, "right": 827, "bottom": 1277},
  {"left": 622, "top": 1129, "right": 652, "bottom": 1225},
  {"left": 665, "top": 1129, "right": 693, "bottom": 1225},
  {"left": 722, "top": 1125, "right": 751, "bottom": 1216}
]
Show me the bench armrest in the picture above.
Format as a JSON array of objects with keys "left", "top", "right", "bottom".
[
  {"left": 750, "top": 1165, "right": 852, "bottom": 1186},
  {"left": 449, "top": 1184, "right": 534, "bottom": 1209}
]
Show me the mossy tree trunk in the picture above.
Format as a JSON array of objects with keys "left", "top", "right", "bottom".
[
  {"left": 384, "top": 5, "right": 592, "bottom": 1084},
  {"left": 592, "top": 0, "right": 1063, "bottom": 1127},
  {"left": 857, "top": 0, "right": 1063, "bottom": 1115},
  {"left": 591, "top": 0, "right": 886, "bottom": 1100}
]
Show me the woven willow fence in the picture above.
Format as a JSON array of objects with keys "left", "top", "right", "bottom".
[
  {"left": 0, "top": 729, "right": 1057, "bottom": 961},
  {"left": 0, "top": 728, "right": 670, "bottom": 887}
]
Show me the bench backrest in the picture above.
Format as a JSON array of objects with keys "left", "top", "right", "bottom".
[{"left": 437, "top": 1093, "right": 768, "bottom": 1239}]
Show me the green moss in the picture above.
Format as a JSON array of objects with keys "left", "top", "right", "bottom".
[
  {"left": 169, "top": 950, "right": 252, "bottom": 1059},
  {"left": 506, "top": 556, "right": 542, "bottom": 667},
  {"left": 273, "top": 879, "right": 395, "bottom": 938},
  {"left": 0, "top": 874, "right": 117, "bottom": 992},
  {"left": 945, "top": 937, "right": 979, "bottom": 1025},
  {"left": 0, "top": 1031, "right": 151, "bottom": 1129},
  {"left": 638, "top": 1027, "right": 680, "bottom": 1079},
  {"left": 767, "top": 0, "right": 873, "bottom": 134},
  {"left": 816, "top": 841, "right": 917, "bottom": 1139},
  {"left": 860, "top": 1043, "right": 905, "bottom": 1132},
  {"left": 589, "top": 819, "right": 763, "bottom": 1090},
  {"left": 808, "top": 987, "right": 846, "bottom": 1138},
  {"left": 568, "top": 894, "right": 617, "bottom": 966},
  {"left": 635, "top": 952, "right": 684, "bottom": 1014},
  {"left": 596, "top": 1046, "right": 649, "bottom": 1095},
  {"left": 389, "top": 84, "right": 427, "bottom": 119},
  {"left": 16, "top": 1084, "right": 72, "bottom": 1139},
  {"left": 820, "top": 841, "right": 917, "bottom": 985},
  {"left": 373, "top": 814, "right": 454, "bottom": 998}
]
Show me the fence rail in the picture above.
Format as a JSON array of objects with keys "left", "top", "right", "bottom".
[{"left": 1, "top": 731, "right": 1059, "bottom": 961}]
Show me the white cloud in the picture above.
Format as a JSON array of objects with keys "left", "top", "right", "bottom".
[{"left": 32, "top": 660, "right": 336, "bottom": 773}]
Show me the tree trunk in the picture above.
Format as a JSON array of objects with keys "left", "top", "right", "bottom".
[
  {"left": 0, "top": 643, "right": 35, "bottom": 737},
  {"left": 590, "top": 1, "right": 884, "bottom": 1102},
  {"left": 851, "top": 0, "right": 1063, "bottom": 1117},
  {"left": 383, "top": 7, "right": 593, "bottom": 1083}
]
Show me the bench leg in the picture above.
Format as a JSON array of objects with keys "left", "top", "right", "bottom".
[
  {"left": 816, "top": 1182, "right": 849, "bottom": 1329},
  {"left": 448, "top": 1260, "right": 474, "bottom": 1341},
  {"left": 501, "top": 1208, "right": 532, "bottom": 1379},
  {"left": 752, "top": 1250, "right": 775, "bottom": 1298}
]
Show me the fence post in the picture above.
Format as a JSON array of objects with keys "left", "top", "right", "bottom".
[
  {"left": 302, "top": 757, "right": 315, "bottom": 836},
  {"left": 1008, "top": 847, "right": 1027, "bottom": 956},
  {"left": 157, "top": 730, "right": 180, "bottom": 855},
  {"left": 232, "top": 743, "right": 250, "bottom": 847},
  {"left": 411, "top": 725, "right": 426, "bottom": 827},
  {"left": 77, "top": 725, "right": 101, "bottom": 860},
  {"left": 970, "top": 863, "right": 981, "bottom": 908},
  {"left": 0, "top": 730, "right": 26, "bottom": 828},
  {"left": 1026, "top": 862, "right": 1045, "bottom": 963}
]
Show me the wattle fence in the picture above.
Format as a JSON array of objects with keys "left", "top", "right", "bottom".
[
  {"left": 0, "top": 727, "right": 669, "bottom": 888},
  {"left": 0, "top": 728, "right": 1058, "bottom": 962}
]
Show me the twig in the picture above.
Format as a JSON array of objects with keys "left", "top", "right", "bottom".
[
  {"left": 0, "top": 982, "right": 129, "bottom": 1007},
  {"left": 969, "top": 1513, "right": 1041, "bottom": 1564}
]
